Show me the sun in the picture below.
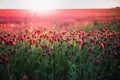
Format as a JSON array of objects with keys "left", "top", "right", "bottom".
[{"left": 23, "top": 0, "right": 56, "bottom": 14}]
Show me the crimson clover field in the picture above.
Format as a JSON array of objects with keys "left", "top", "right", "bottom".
[{"left": 0, "top": 9, "right": 120, "bottom": 80}]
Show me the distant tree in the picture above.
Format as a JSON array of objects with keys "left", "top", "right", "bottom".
[{"left": 115, "top": 7, "right": 120, "bottom": 8}]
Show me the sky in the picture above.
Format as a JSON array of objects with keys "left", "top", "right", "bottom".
[{"left": 0, "top": 0, "right": 120, "bottom": 9}]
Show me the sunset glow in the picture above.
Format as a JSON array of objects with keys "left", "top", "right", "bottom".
[
  {"left": 0, "top": 0, "right": 120, "bottom": 9},
  {"left": 30, "top": 9, "right": 55, "bottom": 14}
]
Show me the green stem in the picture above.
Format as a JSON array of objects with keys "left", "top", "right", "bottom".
[{"left": 7, "top": 64, "right": 13, "bottom": 80}]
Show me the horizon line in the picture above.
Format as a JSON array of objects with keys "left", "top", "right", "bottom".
[{"left": 0, "top": 7, "right": 120, "bottom": 10}]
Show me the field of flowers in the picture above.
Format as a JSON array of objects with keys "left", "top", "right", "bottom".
[
  {"left": 0, "top": 21, "right": 120, "bottom": 80},
  {"left": 0, "top": 9, "right": 120, "bottom": 80}
]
